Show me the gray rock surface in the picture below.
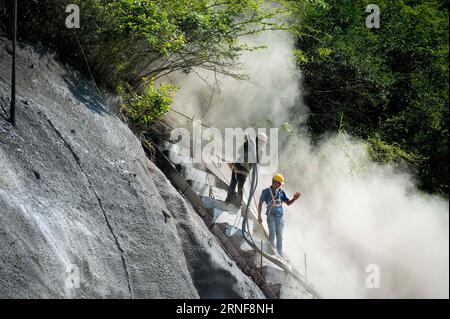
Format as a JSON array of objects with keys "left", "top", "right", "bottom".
[{"left": 0, "top": 36, "right": 265, "bottom": 299}]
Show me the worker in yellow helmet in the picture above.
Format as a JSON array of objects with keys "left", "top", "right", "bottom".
[{"left": 257, "top": 174, "right": 301, "bottom": 257}]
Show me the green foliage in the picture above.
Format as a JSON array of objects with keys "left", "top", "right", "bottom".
[
  {"left": 119, "top": 79, "right": 177, "bottom": 130},
  {"left": 108, "top": 0, "right": 186, "bottom": 55},
  {"left": 366, "top": 137, "right": 426, "bottom": 167},
  {"left": 0, "top": 0, "right": 286, "bottom": 89},
  {"left": 289, "top": 0, "right": 449, "bottom": 196},
  {"left": 0, "top": 0, "right": 288, "bottom": 126},
  {"left": 1, "top": 0, "right": 446, "bottom": 195}
]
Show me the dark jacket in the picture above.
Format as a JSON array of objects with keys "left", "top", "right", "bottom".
[{"left": 234, "top": 138, "right": 262, "bottom": 173}]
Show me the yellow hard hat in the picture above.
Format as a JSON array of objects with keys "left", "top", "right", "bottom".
[{"left": 272, "top": 174, "right": 285, "bottom": 184}]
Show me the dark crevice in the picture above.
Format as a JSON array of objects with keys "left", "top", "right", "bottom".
[
  {"left": 45, "top": 117, "right": 133, "bottom": 299},
  {"left": 32, "top": 170, "right": 41, "bottom": 180}
]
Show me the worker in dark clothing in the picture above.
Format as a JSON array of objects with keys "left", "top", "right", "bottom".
[{"left": 225, "top": 132, "right": 268, "bottom": 206}]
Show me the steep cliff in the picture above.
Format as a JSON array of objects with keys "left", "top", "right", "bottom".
[{"left": 0, "top": 36, "right": 264, "bottom": 299}]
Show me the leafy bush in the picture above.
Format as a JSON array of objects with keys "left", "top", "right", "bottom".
[
  {"left": 0, "top": 0, "right": 286, "bottom": 126},
  {"left": 119, "top": 79, "right": 177, "bottom": 131},
  {"left": 0, "top": 0, "right": 285, "bottom": 89},
  {"left": 289, "top": 0, "right": 449, "bottom": 196},
  {"left": 366, "top": 137, "right": 426, "bottom": 167}
]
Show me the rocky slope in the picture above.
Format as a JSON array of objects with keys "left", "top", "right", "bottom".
[{"left": 0, "top": 36, "right": 264, "bottom": 299}]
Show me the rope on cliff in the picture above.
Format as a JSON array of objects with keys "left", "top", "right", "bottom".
[
  {"left": 9, "top": 0, "right": 17, "bottom": 126},
  {"left": 73, "top": 30, "right": 103, "bottom": 99}
]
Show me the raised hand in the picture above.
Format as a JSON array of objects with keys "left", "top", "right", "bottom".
[{"left": 293, "top": 192, "right": 301, "bottom": 200}]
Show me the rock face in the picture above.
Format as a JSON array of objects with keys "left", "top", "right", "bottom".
[{"left": 0, "top": 36, "right": 265, "bottom": 299}]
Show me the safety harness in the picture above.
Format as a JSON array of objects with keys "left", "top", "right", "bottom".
[
  {"left": 268, "top": 187, "right": 283, "bottom": 208},
  {"left": 264, "top": 187, "right": 284, "bottom": 218}
]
